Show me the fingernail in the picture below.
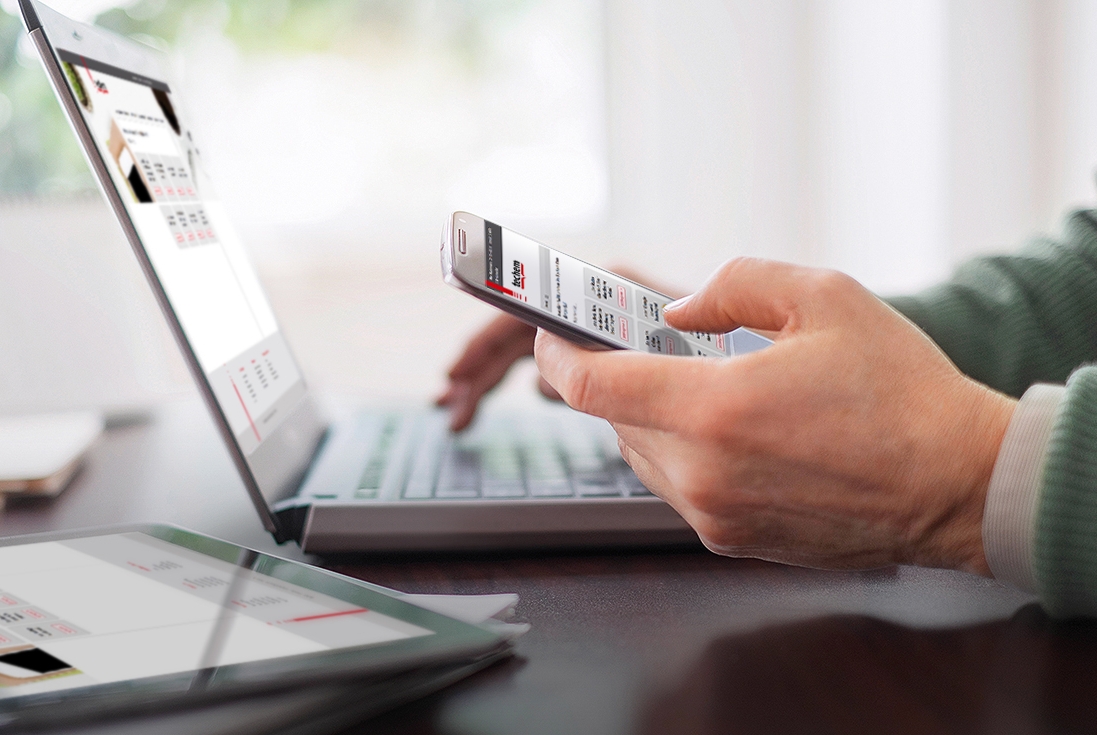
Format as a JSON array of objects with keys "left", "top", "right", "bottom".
[{"left": 664, "top": 294, "right": 693, "bottom": 311}]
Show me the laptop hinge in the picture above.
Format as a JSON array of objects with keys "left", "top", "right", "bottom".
[{"left": 273, "top": 503, "right": 311, "bottom": 544}]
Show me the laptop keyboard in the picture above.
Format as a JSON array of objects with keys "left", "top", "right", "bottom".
[{"left": 352, "top": 411, "right": 652, "bottom": 501}]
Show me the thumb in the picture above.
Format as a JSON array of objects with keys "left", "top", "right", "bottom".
[{"left": 663, "top": 257, "right": 823, "bottom": 334}]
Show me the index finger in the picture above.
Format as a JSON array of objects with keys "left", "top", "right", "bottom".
[
  {"left": 663, "top": 257, "right": 833, "bottom": 335},
  {"left": 533, "top": 330, "right": 723, "bottom": 432},
  {"left": 445, "top": 314, "right": 535, "bottom": 382}
]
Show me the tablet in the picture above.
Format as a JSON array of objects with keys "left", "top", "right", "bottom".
[{"left": 0, "top": 525, "right": 509, "bottom": 729}]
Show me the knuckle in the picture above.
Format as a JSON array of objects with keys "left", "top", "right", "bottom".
[
  {"left": 683, "top": 394, "right": 742, "bottom": 444},
  {"left": 561, "top": 364, "right": 597, "bottom": 414},
  {"left": 809, "top": 268, "right": 858, "bottom": 300},
  {"left": 717, "top": 256, "right": 756, "bottom": 284},
  {"left": 690, "top": 406, "right": 727, "bottom": 443}
]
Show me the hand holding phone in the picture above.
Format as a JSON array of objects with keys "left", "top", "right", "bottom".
[{"left": 440, "top": 212, "right": 772, "bottom": 357}]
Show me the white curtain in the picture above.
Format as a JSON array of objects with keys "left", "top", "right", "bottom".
[
  {"left": 601, "top": 0, "right": 1097, "bottom": 295},
  {"left": 5, "top": 1, "right": 1097, "bottom": 410}
]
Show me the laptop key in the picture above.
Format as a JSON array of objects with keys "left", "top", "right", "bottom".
[
  {"left": 576, "top": 480, "right": 622, "bottom": 497},
  {"left": 573, "top": 468, "right": 621, "bottom": 497},
  {"left": 435, "top": 486, "right": 481, "bottom": 499},
  {"left": 482, "top": 447, "right": 523, "bottom": 482},
  {"left": 402, "top": 482, "right": 433, "bottom": 500},
  {"left": 529, "top": 481, "right": 573, "bottom": 498},
  {"left": 525, "top": 447, "right": 566, "bottom": 475},
  {"left": 482, "top": 481, "right": 527, "bottom": 498},
  {"left": 403, "top": 420, "right": 446, "bottom": 499},
  {"left": 619, "top": 473, "right": 653, "bottom": 496},
  {"left": 357, "top": 416, "right": 398, "bottom": 497},
  {"left": 567, "top": 452, "right": 604, "bottom": 474},
  {"left": 434, "top": 446, "right": 481, "bottom": 499}
]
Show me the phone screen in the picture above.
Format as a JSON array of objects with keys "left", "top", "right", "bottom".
[{"left": 482, "top": 221, "right": 767, "bottom": 356}]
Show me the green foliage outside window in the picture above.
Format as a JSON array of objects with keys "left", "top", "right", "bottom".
[{"left": 0, "top": 0, "right": 530, "bottom": 197}]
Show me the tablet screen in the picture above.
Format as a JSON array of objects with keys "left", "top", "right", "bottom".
[{"left": 0, "top": 531, "right": 431, "bottom": 699}]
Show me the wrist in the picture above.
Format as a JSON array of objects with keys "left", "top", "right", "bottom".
[{"left": 910, "top": 379, "right": 1017, "bottom": 575}]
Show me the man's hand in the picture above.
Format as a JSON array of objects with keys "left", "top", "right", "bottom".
[
  {"left": 436, "top": 314, "right": 558, "bottom": 431},
  {"left": 533, "top": 258, "right": 1017, "bottom": 574},
  {"left": 437, "top": 266, "right": 683, "bottom": 431}
]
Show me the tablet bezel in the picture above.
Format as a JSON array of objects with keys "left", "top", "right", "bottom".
[{"left": 0, "top": 524, "right": 509, "bottom": 728}]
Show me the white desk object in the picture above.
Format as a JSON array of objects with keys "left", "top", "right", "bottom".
[{"left": 0, "top": 411, "right": 104, "bottom": 502}]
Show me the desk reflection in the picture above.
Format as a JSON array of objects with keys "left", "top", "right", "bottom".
[{"left": 641, "top": 605, "right": 1097, "bottom": 735}]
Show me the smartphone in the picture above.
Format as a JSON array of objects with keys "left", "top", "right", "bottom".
[{"left": 441, "top": 212, "right": 772, "bottom": 356}]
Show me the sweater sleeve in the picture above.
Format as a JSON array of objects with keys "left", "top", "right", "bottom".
[
  {"left": 983, "top": 384, "right": 1064, "bottom": 593},
  {"left": 887, "top": 209, "right": 1097, "bottom": 397},
  {"left": 1034, "top": 366, "right": 1097, "bottom": 617}
]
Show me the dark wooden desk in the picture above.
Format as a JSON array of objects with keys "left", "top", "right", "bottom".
[{"left": 6, "top": 400, "right": 1091, "bottom": 735}]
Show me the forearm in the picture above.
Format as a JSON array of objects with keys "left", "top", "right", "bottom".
[{"left": 888, "top": 210, "right": 1097, "bottom": 398}]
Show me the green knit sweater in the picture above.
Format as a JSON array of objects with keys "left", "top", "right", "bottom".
[{"left": 889, "top": 209, "right": 1097, "bottom": 616}]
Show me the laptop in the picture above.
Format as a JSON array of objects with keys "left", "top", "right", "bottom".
[{"left": 20, "top": 0, "right": 696, "bottom": 553}]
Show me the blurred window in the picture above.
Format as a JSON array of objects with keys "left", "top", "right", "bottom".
[{"left": 0, "top": 0, "right": 609, "bottom": 248}]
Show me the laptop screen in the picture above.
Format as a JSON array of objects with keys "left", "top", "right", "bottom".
[
  {"left": 25, "top": 0, "right": 330, "bottom": 537},
  {"left": 52, "top": 50, "right": 307, "bottom": 457}
]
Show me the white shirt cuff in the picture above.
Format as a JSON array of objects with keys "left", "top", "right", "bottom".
[{"left": 982, "top": 383, "right": 1066, "bottom": 592}]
